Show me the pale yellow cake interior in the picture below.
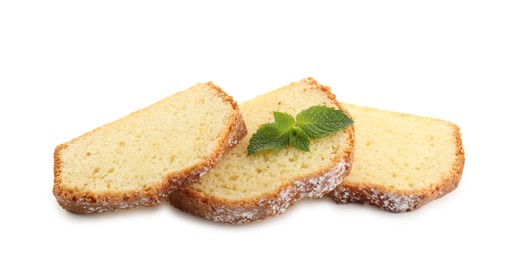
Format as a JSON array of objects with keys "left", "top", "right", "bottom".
[
  {"left": 343, "top": 104, "right": 458, "bottom": 191},
  {"left": 59, "top": 83, "right": 235, "bottom": 193},
  {"left": 189, "top": 79, "right": 352, "bottom": 201}
]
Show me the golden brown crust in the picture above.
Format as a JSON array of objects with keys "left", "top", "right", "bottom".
[
  {"left": 330, "top": 123, "right": 464, "bottom": 212},
  {"left": 169, "top": 77, "right": 355, "bottom": 224},
  {"left": 53, "top": 83, "right": 247, "bottom": 214}
]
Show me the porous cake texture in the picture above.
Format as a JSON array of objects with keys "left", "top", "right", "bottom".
[
  {"left": 330, "top": 104, "right": 464, "bottom": 212},
  {"left": 53, "top": 82, "right": 246, "bottom": 214},
  {"left": 170, "top": 78, "right": 355, "bottom": 224}
]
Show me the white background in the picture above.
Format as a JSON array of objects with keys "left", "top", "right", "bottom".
[{"left": 1, "top": 1, "right": 520, "bottom": 259}]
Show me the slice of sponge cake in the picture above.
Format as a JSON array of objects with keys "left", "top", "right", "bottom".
[
  {"left": 169, "top": 78, "right": 355, "bottom": 224},
  {"left": 330, "top": 104, "right": 464, "bottom": 212},
  {"left": 53, "top": 82, "right": 246, "bottom": 214}
]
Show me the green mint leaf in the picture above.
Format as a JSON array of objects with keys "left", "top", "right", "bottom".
[
  {"left": 273, "top": 112, "right": 295, "bottom": 133},
  {"left": 247, "top": 105, "right": 353, "bottom": 156},
  {"left": 290, "top": 127, "right": 310, "bottom": 152},
  {"left": 247, "top": 123, "right": 290, "bottom": 156},
  {"left": 296, "top": 105, "right": 353, "bottom": 139}
]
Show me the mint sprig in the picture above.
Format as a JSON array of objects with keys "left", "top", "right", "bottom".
[{"left": 247, "top": 105, "right": 353, "bottom": 155}]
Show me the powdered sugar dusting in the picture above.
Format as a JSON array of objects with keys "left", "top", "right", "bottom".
[
  {"left": 227, "top": 114, "right": 246, "bottom": 147},
  {"left": 55, "top": 194, "right": 162, "bottom": 214},
  {"left": 330, "top": 185, "right": 422, "bottom": 213},
  {"left": 196, "top": 159, "right": 351, "bottom": 224}
]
